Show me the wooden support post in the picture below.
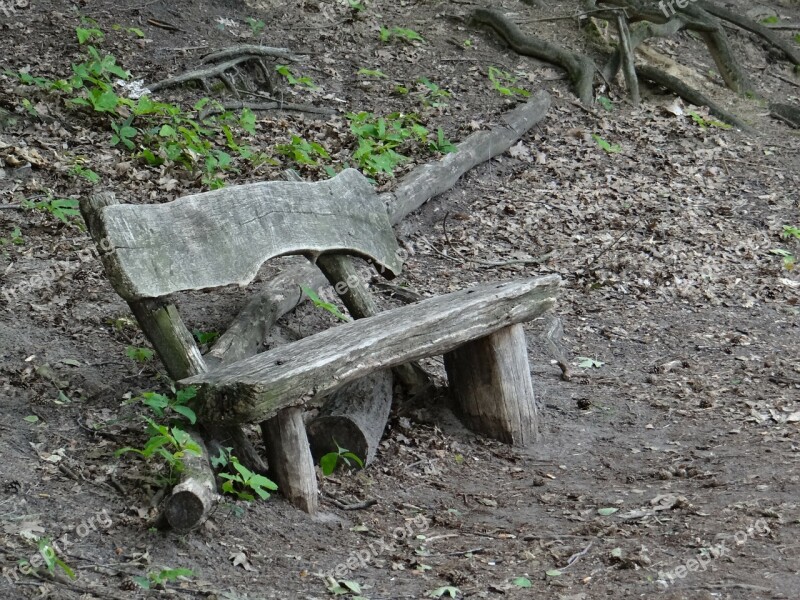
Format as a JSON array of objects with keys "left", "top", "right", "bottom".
[
  {"left": 261, "top": 407, "right": 318, "bottom": 514},
  {"left": 165, "top": 430, "right": 217, "bottom": 532},
  {"left": 615, "top": 13, "right": 640, "bottom": 107},
  {"left": 444, "top": 324, "right": 538, "bottom": 446}
]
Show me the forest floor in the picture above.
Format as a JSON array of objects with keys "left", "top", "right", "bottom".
[{"left": 0, "top": 0, "right": 799, "bottom": 598}]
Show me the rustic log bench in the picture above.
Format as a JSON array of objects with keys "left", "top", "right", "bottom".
[{"left": 81, "top": 168, "right": 560, "bottom": 521}]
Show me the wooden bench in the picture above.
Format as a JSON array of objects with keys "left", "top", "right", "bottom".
[{"left": 81, "top": 168, "right": 560, "bottom": 522}]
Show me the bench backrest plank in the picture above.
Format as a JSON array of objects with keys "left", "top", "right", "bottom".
[
  {"left": 81, "top": 169, "right": 402, "bottom": 301},
  {"left": 181, "top": 274, "right": 560, "bottom": 423}
]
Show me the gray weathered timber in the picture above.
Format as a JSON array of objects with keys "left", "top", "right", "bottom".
[
  {"left": 261, "top": 407, "right": 318, "bottom": 514},
  {"left": 181, "top": 275, "right": 560, "bottom": 423},
  {"left": 384, "top": 90, "right": 551, "bottom": 225},
  {"left": 87, "top": 169, "right": 402, "bottom": 300},
  {"left": 165, "top": 430, "right": 218, "bottom": 531},
  {"left": 444, "top": 324, "right": 538, "bottom": 446}
]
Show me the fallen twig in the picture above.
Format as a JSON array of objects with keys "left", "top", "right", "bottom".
[{"left": 558, "top": 541, "right": 593, "bottom": 570}]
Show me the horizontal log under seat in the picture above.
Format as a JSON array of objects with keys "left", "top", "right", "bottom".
[{"left": 181, "top": 275, "right": 560, "bottom": 432}]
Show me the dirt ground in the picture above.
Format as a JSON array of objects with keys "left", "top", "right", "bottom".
[{"left": 1, "top": 0, "right": 799, "bottom": 598}]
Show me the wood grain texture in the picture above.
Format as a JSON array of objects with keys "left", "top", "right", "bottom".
[
  {"left": 87, "top": 169, "right": 402, "bottom": 300},
  {"left": 181, "top": 275, "right": 560, "bottom": 424},
  {"left": 261, "top": 407, "right": 318, "bottom": 513},
  {"left": 444, "top": 324, "right": 538, "bottom": 446},
  {"left": 165, "top": 430, "right": 218, "bottom": 531}
]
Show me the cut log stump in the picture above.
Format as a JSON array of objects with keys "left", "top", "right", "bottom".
[
  {"left": 444, "top": 324, "right": 538, "bottom": 446},
  {"left": 261, "top": 407, "right": 318, "bottom": 514},
  {"left": 165, "top": 430, "right": 218, "bottom": 532},
  {"left": 306, "top": 370, "right": 393, "bottom": 466}
]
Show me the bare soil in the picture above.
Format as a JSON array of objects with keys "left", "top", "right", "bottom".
[{"left": 1, "top": 1, "right": 799, "bottom": 599}]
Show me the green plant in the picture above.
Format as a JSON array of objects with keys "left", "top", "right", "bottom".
[
  {"left": 33, "top": 537, "right": 76, "bottom": 580},
  {"left": 276, "top": 135, "right": 330, "bottom": 167},
  {"left": 246, "top": 17, "right": 266, "bottom": 36},
  {"left": 111, "top": 24, "right": 145, "bottom": 38},
  {"left": 23, "top": 197, "right": 81, "bottom": 225},
  {"left": 772, "top": 224, "right": 800, "bottom": 268},
  {"left": 116, "top": 418, "right": 202, "bottom": 484},
  {"left": 761, "top": 15, "right": 779, "bottom": 24},
  {"left": 357, "top": 68, "right": 386, "bottom": 78},
  {"left": 687, "top": 110, "right": 732, "bottom": 130},
  {"left": 347, "top": 110, "right": 428, "bottom": 175},
  {"left": 591, "top": 134, "right": 621, "bottom": 153},
  {"left": 214, "top": 450, "right": 278, "bottom": 500},
  {"left": 319, "top": 441, "right": 364, "bottom": 476},
  {"left": 417, "top": 77, "right": 451, "bottom": 108},
  {"left": 0, "top": 227, "right": 24, "bottom": 246},
  {"left": 597, "top": 95, "right": 613, "bottom": 111},
  {"left": 301, "top": 285, "right": 350, "bottom": 322},
  {"left": 69, "top": 159, "right": 100, "bottom": 183},
  {"left": 347, "top": 0, "right": 365, "bottom": 12},
  {"left": 428, "top": 127, "right": 456, "bottom": 154},
  {"left": 379, "top": 26, "right": 424, "bottom": 44},
  {"left": 193, "top": 329, "right": 220, "bottom": 346},
  {"left": 133, "top": 567, "right": 194, "bottom": 590},
  {"left": 487, "top": 67, "right": 530, "bottom": 98},
  {"left": 76, "top": 26, "right": 104, "bottom": 45},
  {"left": 131, "top": 386, "right": 198, "bottom": 424},
  {"left": 275, "top": 64, "right": 317, "bottom": 88},
  {"left": 125, "top": 345, "right": 154, "bottom": 364},
  {"left": 326, "top": 576, "right": 364, "bottom": 596},
  {"left": 795, "top": 33, "right": 800, "bottom": 44}
]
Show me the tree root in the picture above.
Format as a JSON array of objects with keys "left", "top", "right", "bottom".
[
  {"left": 148, "top": 45, "right": 303, "bottom": 95},
  {"left": 471, "top": 8, "right": 596, "bottom": 105},
  {"left": 636, "top": 64, "right": 752, "bottom": 132}
]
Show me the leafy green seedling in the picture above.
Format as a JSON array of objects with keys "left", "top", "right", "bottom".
[
  {"left": 0, "top": 227, "right": 24, "bottom": 246},
  {"left": 319, "top": 441, "right": 364, "bottom": 476},
  {"left": 125, "top": 345, "right": 154, "bottom": 363},
  {"left": 116, "top": 418, "right": 202, "bottom": 483},
  {"left": 687, "top": 110, "right": 732, "bottom": 130},
  {"left": 301, "top": 285, "right": 351, "bottom": 322},
  {"left": 132, "top": 386, "right": 197, "bottom": 424},
  {"left": 23, "top": 197, "right": 81, "bottom": 225},
  {"left": 246, "top": 17, "right": 266, "bottom": 35},
  {"left": 348, "top": 0, "right": 365, "bottom": 12},
  {"left": 358, "top": 68, "right": 386, "bottom": 78},
  {"left": 275, "top": 65, "right": 317, "bottom": 88},
  {"left": 380, "top": 26, "right": 424, "bottom": 43},
  {"left": 487, "top": 67, "right": 530, "bottom": 98},
  {"left": 132, "top": 568, "right": 194, "bottom": 590},
  {"left": 326, "top": 576, "right": 363, "bottom": 596},
  {"left": 276, "top": 135, "right": 330, "bottom": 166},
  {"left": 36, "top": 537, "right": 76, "bottom": 580},
  {"left": 770, "top": 248, "right": 795, "bottom": 271},
  {"left": 512, "top": 577, "right": 532, "bottom": 588},
  {"left": 69, "top": 161, "right": 100, "bottom": 183},
  {"left": 193, "top": 329, "right": 220, "bottom": 345},
  {"left": 428, "top": 127, "right": 456, "bottom": 154},
  {"left": 429, "top": 586, "right": 460, "bottom": 598},
  {"left": 782, "top": 225, "right": 800, "bottom": 240},
  {"left": 761, "top": 15, "right": 779, "bottom": 24},
  {"left": 597, "top": 96, "right": 613, "bottom": 111},
  {"left": 591, "top": 134, "right": 621, "bottom": 153},
  {"left": 111, "top": 24, "right": 145, "bottom": 38},
  {"left": 76, "top": 27, "right": 104, "bottom": 45},
  {"left": 417, "top": 77, "right": 451, "bottom": 107},
  {"left": 218, "top": 454, "right": 278, "bottom": 501}
]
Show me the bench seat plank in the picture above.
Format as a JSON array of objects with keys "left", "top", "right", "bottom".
[
  {"left": 86, "top": 169, "right": 402, "bottom": 300},
  {"left": 181, "top": 274, "right": 560, "bottom": 424}
]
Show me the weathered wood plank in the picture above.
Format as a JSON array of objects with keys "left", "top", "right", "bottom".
[
  {"left": 181, "top": 275, "right": 560, "bottom": 424},
  {"left": 444, "top": 324, "right": 538, "bottom": 446},
  {"left": 87, "top": 169, "right": 402, "bottom": 300}
]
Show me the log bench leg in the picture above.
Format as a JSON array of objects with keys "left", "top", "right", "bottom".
[
  {"left": 444, "top": 323, "right": 538, "bottom": 446},
  {"left": 261, "top": 407, "right": 318, "bottom": 514}
]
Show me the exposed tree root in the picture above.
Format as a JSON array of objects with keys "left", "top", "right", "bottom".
[
  {"left": 636, "top": 65, "right": 752, "bottom": 132},
  {"left": 148, "top": 45, "right": 303, "bottom": 95},
  {"left": 471, "top": 8, "right": 596, "bottom": 104},
  {"left": 769, "top": 103, "right": 800, "bottom": 129}
]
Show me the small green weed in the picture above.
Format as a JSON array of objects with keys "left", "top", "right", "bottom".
[
  {"left": 133, "top": 568, "right": 194, "bottom": 590},
  {"left": 214, "top": 450, "right": 278, "bottom": 500},
  {"left": 275, "top": 64, "right": 317, "bottom": 88},
  {"left": 276, "top": 135, "right": 330, "bottom": 168},
  {"left": 246, "top": 17, "right": 266, "bottom": 36},
  {"left": 687, "top": 110, "right": 732, "bottom": 130},
  {"left": 417, "top": 77, "right": 451, "bottom": 108},
  {"left": 591, "top": 134, "right": 621, "bottom": 154},
  {"left": 111, "top": 24, "right": 145, "bottom": 38},
  {"left": 428, "top": 127, "right": 457, "bottom": 154},
  {"left": 0, "top": 227, "right": 24, "bottom": 247},
  {"left": 347, "top": 0, "right": 366, "bottom": 12},
  {"left": 358, "top": 67, "right": 386, "bottom": 78},
  {"left": 301, "top": 285, "right": 350, "bottom": 322},
  {"left": 125, "top": 345, "right": 154, "bottom": 364},
  {"left": 771, "top": 226, "right": 799, "bottom": 270},
  {"left": 23, "top": 197, "right": 81, "bottom": 225},
  {"left": 192, "top": 329, "right": 220, "bottom": 346},
  {"left": 319, "top": 441, "right": 364, "bottom": 476},
  {"left": 115, "top": 418, "right": 202, "bottom": 484},
  {"left": 33, "top": 537, "right": 76, "bottom": 580},
  {"left": 347, "top": 111, "right": 426, "bottom": 175},
  {"left": 488, "top": 67, "right": 530, "bottom": 98},
  {"left": 379, "top": 26, "right": 424, "bottom": 44},
  {"left": 760, "top": 15, "right": 779, "bottom": 24},
  {"left": 597, "top": 96, "right": 613, "bottom": 111},
  {"left": 69, "top": 159, "right": 100, "bottom": 183},
  {"left": 131, "top": 386, "right": 198, "bottom": 424}
]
